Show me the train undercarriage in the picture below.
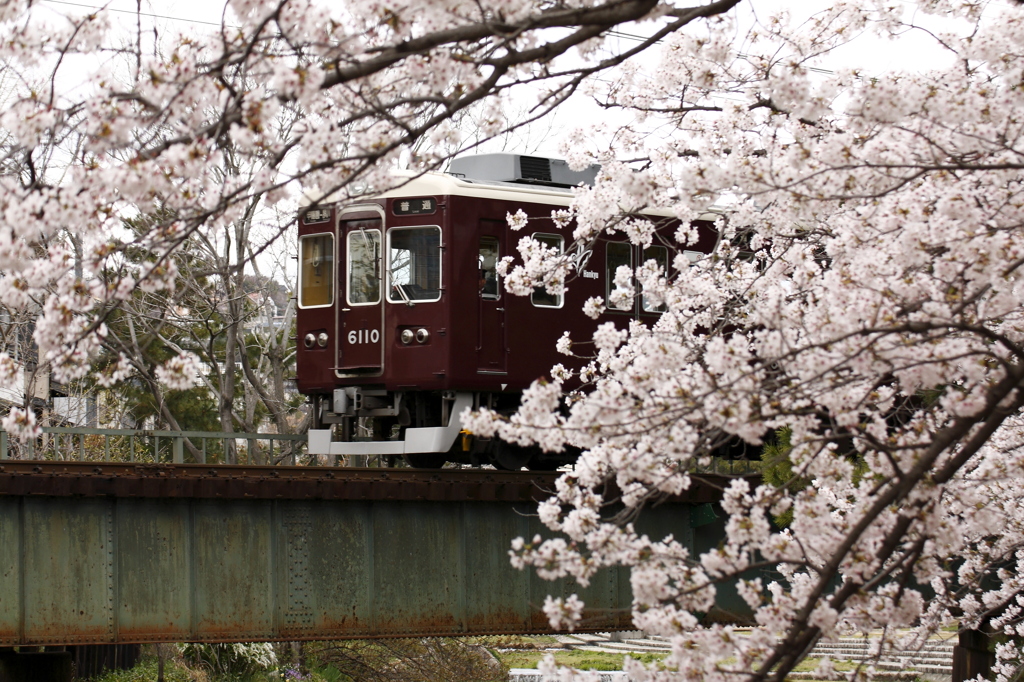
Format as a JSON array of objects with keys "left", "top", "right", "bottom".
[{"left": 306, "top": 388, "right": 571, "bottom": 470}]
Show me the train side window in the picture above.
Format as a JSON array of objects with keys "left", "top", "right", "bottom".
[
  {"left": 530, "top": 233, "right": 563, "bottom": 308},
  {"left": 298, "top": 234, "right": 334, "bottom": 308},
  {"left": 479, "top": 237, "right": 500, "bottom": 300},
  {"left": 605, "top": 242, "right": 632, "bottom": 310},
  {"left": 347, "top": 229, "right": 382, "bottom": 305},
  {"left": 641, "top": 245, "right": 669, "bottom": 313},
  {"left": 387, "top": 226, "right": 441, "bottom": 303}
]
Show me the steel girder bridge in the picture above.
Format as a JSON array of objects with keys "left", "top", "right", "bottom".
[{"left": 0, "top": 461, "right": 750, "bottom": 646}]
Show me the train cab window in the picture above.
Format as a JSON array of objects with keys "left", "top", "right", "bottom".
[
  {"left": 479, "top": 237, "right": 500, "bottom": 300},
  {"left": 298, "top": 233, "right": 334, "bottom": 308},
  {"left": 641, "top": 245, "right": 669, "bottom": 313},
  {"left": 387, "top": 226, "right": 441, "bottom": 303},
  {"left": 530, "top": 233, "right": 563, "bottom": 308},
  {"left": 347, "top": 229, "right": 382, "bottom": 305},
  {"left": 605, "top": 242, "right": 632, "bottom": 311}
]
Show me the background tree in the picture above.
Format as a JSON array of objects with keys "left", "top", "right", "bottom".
[{"left": 86, "top": 206, "right": 302, "bottom": 461}]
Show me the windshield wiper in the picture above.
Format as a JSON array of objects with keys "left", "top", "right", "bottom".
[{"left": 388, "top": 270, "right": 415, "bottom": 307}]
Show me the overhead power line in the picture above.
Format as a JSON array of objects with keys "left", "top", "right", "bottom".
[
  {"left": 40, "top": 0, "right": 225, "bottom": 27},
  {"left": 37, "top": 2, "right": 837, "bottom": 78}
]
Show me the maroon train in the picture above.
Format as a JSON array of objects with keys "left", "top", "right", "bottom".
[{"left": 297, "top": 154, "right": 719, "bottom": 469}]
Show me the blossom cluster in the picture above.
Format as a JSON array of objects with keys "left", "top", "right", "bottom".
[{"left": 467, "top": 1, "right": 1024, "bottom": 681}]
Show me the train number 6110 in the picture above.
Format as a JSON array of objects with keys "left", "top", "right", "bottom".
[{"left": 348, "top": 329, "right": 380, "bottom": 344}]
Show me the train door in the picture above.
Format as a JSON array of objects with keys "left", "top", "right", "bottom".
[
  {"left": 476, "top": 220, "right": 507, "bottom": 375},
  {"left": 336, "top": 207, "right": 385, "bottom": 374},
  {"left": 605, "top": 240, "right": 671, "bottom": 318}
]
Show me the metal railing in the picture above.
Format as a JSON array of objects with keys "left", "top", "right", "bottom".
[
  {"left": 0, "top": 427, "right": 307, "bottom": 465},
  {"left": 0, "top": 426, "right": 764, "bottom": 472},
  {"left": 691, "top": 458, "right": 762, "bottom": 475}
]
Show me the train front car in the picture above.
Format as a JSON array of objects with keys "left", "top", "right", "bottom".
[{"left": 297, "top": 154, "right": 719, "bottom": 469}]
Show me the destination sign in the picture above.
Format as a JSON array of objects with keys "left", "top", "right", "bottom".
[
  {"left": 304, "top": 208, "right": 331, "bottom": 224},
  {"left": 393, "top": 198, "right": 436, "bottom": 216}
]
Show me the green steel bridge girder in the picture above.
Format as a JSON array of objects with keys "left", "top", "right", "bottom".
[{"left": 0, "top": 479, "right": 750, "bottom": 644}]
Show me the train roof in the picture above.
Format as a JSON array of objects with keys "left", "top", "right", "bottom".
[
  {"left": 300, "top": 169, "right": 580, "bottom": 209},
  {"left": 299, "top": 158, "right": 726, "bottom": 223}
]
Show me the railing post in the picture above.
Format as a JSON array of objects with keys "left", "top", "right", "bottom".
[
  {"left": 173, "top": 437, "right": 183, "bottom": 464},
  {"left": 1, "top": 431, "right": 7, "bottom": 460},
  {"left": 248, "top": 438, "right": 256, "bottom": 465}
]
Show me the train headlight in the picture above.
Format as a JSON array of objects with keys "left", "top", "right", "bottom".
[
  {"left": 415, "top": 328, "right": 430, "bottom": 344},
  {"left": 303, "top": 333, "right": 316, "bottom": 348},
  {"left": 317, "top": 332, "right": 329, "bottom": 347},
  {"left": 400, "top": 328, "right": 414, "bottom": 345}
]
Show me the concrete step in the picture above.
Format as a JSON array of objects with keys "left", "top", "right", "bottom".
[
  {"left": 537, "top": 633, "right": 957, "bottom": 682},
  {"left": 815, "top": 641, "right": 954, "bottom": 649},
  {"left": 811, "top": 651, "right": 954, "bottom": 655},
  {"left": 559, "top": 634, "right": 609, "bottom": 644},
  {"left": 564, "top": 646, "right": 955, "bottom": 673},
  {"left": 819, "top": 653, "right": 953, "bottom": 660},
  {"left": 568, "top": 645, "right": 669, "bottom": 655},
  {"left": 814, "top": 650, "right": 952, "bottom": 658},
  {"left": 813, "top": 645, "right": 954, "bottom": 653},
  {"left": 560, "top": 635, "right": 673, "bottom": 654},
  {"left": 844, "top": 660, "right": 953, "bottom": 670},
  {"left": 814, "top": 643, "right": 955, "bottom": 652},
  {"left": 813, "top": 651, "right": 953, "bottom": 664},
  {"left": 578, "top": 642, "right": 673, "bottom": 654},
  {"left": 814, "top": 656, "right": 952, "bottom": 662},
  {"left": 788, "top": 672, "right": 918, "bottom": 681},
  {"left": 510, "top": 670, "right": 631, "bottom": 682},
  {"left": 622, "top": 638, "right": 673, "bottom": 650}
]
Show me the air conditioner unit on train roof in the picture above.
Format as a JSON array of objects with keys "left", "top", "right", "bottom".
[{"left": 447, "top": 153, "right": 600, "bottom": 188}]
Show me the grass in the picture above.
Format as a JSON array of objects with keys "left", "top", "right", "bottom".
[
  {"left": 89, "top": 658, "right": 344, "bottom": 682},
  {"left": 90, "top": 635, "right": 928, "bottom": 681},
  {"left": 87, "top": 650, "right": 304, "bottom": 682},
  {"left": 88, "top": 655, "right": 196, "bottom": 682},
  {"left": 497, "top": 648, "right": 666, "bottom": 671}
]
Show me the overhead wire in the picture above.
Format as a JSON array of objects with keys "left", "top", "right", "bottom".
[{"left": 40, "top": 0, "right": 225, "bottom": 27}]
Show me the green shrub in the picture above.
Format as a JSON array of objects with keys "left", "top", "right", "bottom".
[{"left": 178, "top": 642, "right": 278, "bottom": 677}]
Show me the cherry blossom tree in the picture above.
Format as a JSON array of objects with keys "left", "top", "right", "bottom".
[
  {"left": 459, "top": 1, "right": 1024, "bottom": 680},
  {"left": 5, "top": 0, "right": 1024, "bottom": 680}
]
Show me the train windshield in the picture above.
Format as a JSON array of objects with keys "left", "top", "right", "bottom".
[
  {"left": 298, "top": 233, "right": 334, "bottom": 308},
  {"left": 347, "top": 229, "right": 382, "bottom": 305},
  {"left": 387, "top": 226, "right": 441, "bottom": 302}
]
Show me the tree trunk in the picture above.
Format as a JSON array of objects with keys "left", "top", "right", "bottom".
[{"left": 952, "top": 627, "right": 996, "bottom": 682}]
